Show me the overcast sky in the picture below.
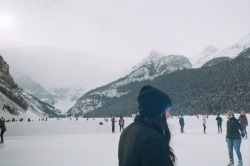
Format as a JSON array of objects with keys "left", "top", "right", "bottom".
[{"left": 0, "top": 0, "right": 249, "bottom": 90}]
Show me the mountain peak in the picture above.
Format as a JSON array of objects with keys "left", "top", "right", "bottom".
[
  {"left": 148, "top": 50, "right": 165, "bottom": 61},
  {"left": 140, "top": 50, "right": 165, "bottom": 66},
  {"left": 131, "top": 50, "right": 165, "bottom": 71}
]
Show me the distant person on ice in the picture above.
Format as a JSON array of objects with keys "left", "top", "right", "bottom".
[
  {"left": 118, "top": 85, "right": 176, "bottom": 166},
  {"left": 111, "top": 117, "right": 115, "bottom": 133},
  {"left": 216, "top": 113, "right": 223, "bottom": 133},
  {"left": 179, "top": 115, "right": 185, "bottom": 133},
  {"left": 119, "top": 116, "right": 125, "bottom": 132},
  {"left": 202, "top": 115, "right": 207, "bottom": 134},
  {"left": 238, "top": 111, "right": 248, "bottom": 139},
  {"left": 0, "top": 117, "right": 7, "bottom": 144},
  {"left": 226, "top": 111, "right": 245, "bottom": 166}
]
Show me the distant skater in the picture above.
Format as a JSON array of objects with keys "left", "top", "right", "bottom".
[
  {"left": 118, "top": 116, "right": 125, "bottom": 132},
  {"left": 216, "top": 113, "right": 223, "bottom": 133},
  {"left": 238, "top": 111, "right": 248, "bottom": 139},
  {"left": 203, "top": 115, "right": 207, "bottom": 134},
  {"left": 0, "top": 117, "right": 7, "bottom": 143},
  {"left": 179, "top": 115, "right": 185, "bottom": 133},
  {"left": 111, "top": 117, "right": 115, "bottom": 133}
]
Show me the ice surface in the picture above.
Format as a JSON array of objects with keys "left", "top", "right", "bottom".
[{"left": 0, "top": 115, "right": 249, "bottom": 166}]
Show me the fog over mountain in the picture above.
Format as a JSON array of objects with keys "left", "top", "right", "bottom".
[
  {"left": 190, "top": 34, "right": 250, "bottom": 68},
  {"left": 0, "top": 0, "right": 249, "bottom": 118},
  {"left": 0, "top": 46, "right": 126, "bottom": 90},
  {"left": 0, "top": 55, "right": 62, "bottom": 118},
  {"left": 10, "top": 68, "right": 86, "bottom": 113}
]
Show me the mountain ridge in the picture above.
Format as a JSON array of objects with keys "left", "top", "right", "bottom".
[
  {"left": 67, "top": 52, "right": 192, "bottom": 117},
  {"left": 84, "top": 50, "right": 250, "bottom": 117}
]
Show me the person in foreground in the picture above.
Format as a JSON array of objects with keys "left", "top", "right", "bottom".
[
  {"left": 118, "top": 85, "right": 176, "bottom": 166},
  {"left": 226, "top": 111, "right": 245, "bottom": 166}
]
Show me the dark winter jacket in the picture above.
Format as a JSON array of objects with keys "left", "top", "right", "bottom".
[
  {"left": 0, "top": 118, "right": 6, "bottom": 130},
  {"left": 118, "top": 115, "right": 173, "bottom": 166},
  {"left": 111, "top": 118, "right": 115, "bottom": 126},
  {"left": 179, "top": 117, "right": 184, "bottom": 126},
  {"left": 238, "top": 114, "right": 248, "bottom": 126},
  {"left": 215, "top": 116, "right": 223, "bottom": 125},
  {"left": 226, "top": 117, "right": 243, "bottom": 139}
]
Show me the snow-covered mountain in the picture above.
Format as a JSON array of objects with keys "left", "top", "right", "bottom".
[
  {"left": 113, "top": 51, "right": 191, "bottom": 86},
  {"left": 68, "top": 33, "right": 250, "bottom": 117},
  {"left": 75, "top": 47, "right": 250, "bottom": 117},
  {"left": 67, "top": 51, "right": 191, "bottom": 117},
  {"left": 0, "top": 55, "right": 62, "bottom": 119},
  {"left": 190, "top": 34, "right": 250, "bottom": 68}
]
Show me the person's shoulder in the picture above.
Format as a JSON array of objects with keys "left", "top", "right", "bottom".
[
  {"left": 231, "top": 117, "right": 240, "bottom": 123},
  {"left": 130, "top": 123, "right": 161, "bottom": 137}
]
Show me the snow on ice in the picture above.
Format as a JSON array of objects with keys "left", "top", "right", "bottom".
[{"left": 0, "top": 115, "right": 249, "bottom": 166}]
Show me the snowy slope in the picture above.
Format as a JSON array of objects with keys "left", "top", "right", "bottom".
[
  {"left": 0, "top": 90, "right": 62, "bottom": 119},
  {"left": 190, "top": 45, "right": 219, "bottom": 68},
  {"left": 49, "top": 86, "right": 86, "bottom": 113},
  {"left": 191, "top": 34, "right": 250, "bottom": 68},
  {"left": 0, "top": 92, "right": 40, "bottom": 119}
]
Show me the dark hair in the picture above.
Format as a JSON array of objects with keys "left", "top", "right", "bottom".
[{"left": 144, "top": 113, "right": 176, "bottom": 165}]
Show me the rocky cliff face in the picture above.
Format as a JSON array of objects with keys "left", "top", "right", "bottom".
[
  {"left": 0, "top": 55, "right": 28, "bottom": 110},
  {"left": 0, "top": 56, "right": 18, "bottom": 89}
]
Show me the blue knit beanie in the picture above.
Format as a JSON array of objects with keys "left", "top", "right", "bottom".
[{"left": 137, "top": 85, "right": 172, "bottom": 117}]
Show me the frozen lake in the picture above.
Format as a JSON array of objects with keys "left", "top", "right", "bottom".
[{"left": 0, "top": 115, "right": 249, "bottom": 166}]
